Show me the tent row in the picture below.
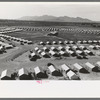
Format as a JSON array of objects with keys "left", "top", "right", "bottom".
[
  {"left": 0, "top": 40, "right": 13, "bottom": 53},
  {"left": 1, "top": 61, "right": 100, "bottom": 80},
  {"left": 33, "top": 45, "right": 94, "bottom": 56},
  {"left": 0, "top": 34, "right": 33, "bottom": 45},
  {"left": 0, "top": 27, "right": 23, "bottom": 34},
  {"left": 39, "top": 40, "right": 100, "bottom": 46},
  {"left": 59, "top": 28, "right": 100, "bottom": 35},
  {"left": 18, "top": 27, "right": 59, "bottom": 32},
  {"left": 35, "top": 45, "right": 88, "bottom": 51},
  {"left": 14, "top": 27, "right": 100, "bottom": 35},
  {"left": 77, "top": 40, "right": 100, "bottom": 44},
  {"left": 39, "top": 40, "right": 75, "bottom": 45},
  {"left": 0, "top": 65, "right": 79, "bottom": 80},
  {"left": 89, "top": 45, "right": 100, "bottom": 50},
  {"left": 0, "top": 41, "right": 13, "bottom": 49},
  {"left": 29, "top": 47, "right": 94, "bottom": 61}
]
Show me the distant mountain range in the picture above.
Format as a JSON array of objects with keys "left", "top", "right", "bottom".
[{"left": 19, "top": 15, "right": 92, "bottom": 22}]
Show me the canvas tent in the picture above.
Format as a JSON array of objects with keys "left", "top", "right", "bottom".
[
  {"left": 83, "top": 40, "right": 87, "bottom": 44},
  {"left": 29, "top": 52, "right": 39, "bottom": 61},
  {"left": 68, "top": 50, "right": 76, "bottom": 56},
  {"left": 49, "top": 50, "right": 60, "bottom": 57},
  {"left": 58, "top": 46, "right": 65, "bottom": 51},
  {"left": 79, "top": 45, "right": 86, "bottom": 50},
  {"left": 85, "top": 62, "right": 100, "bottom": 72},
  {"left": 18, "top": 68, "right": 30, "bottom": 80},
  {"left": 64, "top": 41, "right": 68, "bottom": 44},
  {"left": 34, "top": 66, "right": 47, "bottom": 79},
  {"left": 95, "top": 45, "right": 100, "bottom": 49},
  {"left": 84, "top": 50, "right": 94, "bottom": 55},
  {"left": 37, "top": 49, "right": 42, "bottom": 54},
  {"left": 96, "top": 61, "right": 100, "bottom": 67},
  {"left": 42, "top": 47, "right": 49, "bottom": 52},
  {"left": 41, "top": 52, "right": 50, "bottom": 58},
  {"left": 69, "top": 41, "right": 74, "bottom": 44},
  {"left": 0, "top": 69, "right": 12, "bottom": 80},
  {"left": 50, "top": 47, "right": 58, "bottom": 52},
  {"left": 39, "top": 41, "right": 45, "bottom": 45},
  {"left": 88, "top": 40, "right": 92, "bottom": 44},
  {"left": 30, "top": 52, "right": 37, "bottom": 58},
  {"left": 67, "top": 70, "right": 79, "bottom": 80},
  {"left": 72, "top": 45, "right": 78, "bottom": 50},
  {"left": 73, "top": 63, "right": 88, "bottom": 73},
  {"left": 34, "top": 47, "right": 39, "bottom": 51},
  {"left": 59, "top": 51, "right": 69, "bottom": 57},
  {"left": 93, "top": 40, "right": 97, "bottom": 44},
  {"left": 89, "top": 45, "right": 94, "bottom": 49},
  {"left": 48, "top": 65, "right": 62, "bottom": 76},
  {"left": 77, "top": 41, "right": 81, "bottom": 44},
  {"left": 76, "top": 50, "right": 82, "bottom": 55},
  {"left": 58, "top": 41, "right": 63, "bottom": 44},
  {"left": 65, "top": 46, "right": 70, "bottom": 50},
  {"left": 61, "top": 64, "right": 70, "bottom": 73},
  {"left": 46, "top": 41, "right": 51, "bottom": 45},
  {"left": 52, "top": 41, "right": 57, "bottom": 45}
]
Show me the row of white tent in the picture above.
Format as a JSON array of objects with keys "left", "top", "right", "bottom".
[
  {"left": 77, "top": 40, "right": 100, "bottom": 44},
  {"left": 0, "top": 27, "right": 23, "bottom": 34},
  {"left": 29, "top": 49, "right": 94, "bottom": 61},
  {"left": 0, "top": 61, "right": 100, "bottom": 80},
  {"left": 39, "top": 40, "right": 100, "bottom": 46},
  {"left": 0, "top": 41, "right": 13, "bottom": 49},
  {"left": 16, "top": 27, "right": 100, "bottom": 35},
  {"left": 29, "top": 46, "right": 94, "bottom": 59},
  {"left": 39, "top": 41, "right": 75, "bottom": 45},
  {"left": 35, "top": 45, "right": 99, "bottom": 52},
  {"left": 59, "top": 28, "right": 100, "bottom": 35},
  {"left": 0, "top": 34, "right": 33, "bottom": 45},
  {"left": 21, "top": 27, "right": 59, "bottom": 32}
]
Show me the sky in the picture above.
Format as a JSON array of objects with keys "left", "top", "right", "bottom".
[{"left": 0, "top": 2, "right": 100, "bottom": 21}]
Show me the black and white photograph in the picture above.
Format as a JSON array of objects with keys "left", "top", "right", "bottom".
[{"left": 0, "top": 2, "right": 100, "bottom": 81}]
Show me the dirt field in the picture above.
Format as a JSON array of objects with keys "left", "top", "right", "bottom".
[{"left": 0, "top": 25, "right": 100, "bottom": 80}]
